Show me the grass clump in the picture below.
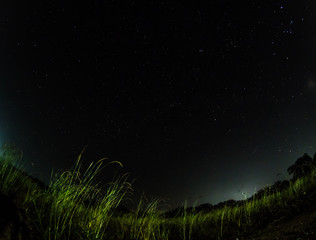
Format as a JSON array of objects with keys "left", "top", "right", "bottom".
[
  {"left": 115, "top": 197, "right": 169, "bottom": 240},
  {"left": 27, "top": 146, "right": 131, "bottom": 240},
  {"left": 0, "top": 143, "right": 25, "bottom": 195}
]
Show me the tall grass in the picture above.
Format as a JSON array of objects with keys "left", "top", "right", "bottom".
[
  {"left": 110, "top": 196, "right": 170, "bottom": 240},
  {"left": 0, "top": 143, "right": 25, "bottom": 195},
  {"left": 156, "top": 166, "right": 316, "bottom": 240},
  {"left": 26, "top": 147, "right": 131, "bottom": 240},
  {"left": 0, "top": 143, "right": 316, "bottom": 240}
]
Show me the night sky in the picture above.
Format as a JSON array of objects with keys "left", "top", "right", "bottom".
[{"left": 1, "top": 2, "right": 316, "bottom": 208}]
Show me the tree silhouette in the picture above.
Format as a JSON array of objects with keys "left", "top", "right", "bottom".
[{"left": 287, "top": 153, "right": 315, "bottom": 181}]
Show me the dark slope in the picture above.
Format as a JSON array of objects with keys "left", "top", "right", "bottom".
[{"left": 248, "top": 190, "right": 316, "bottom": 240}]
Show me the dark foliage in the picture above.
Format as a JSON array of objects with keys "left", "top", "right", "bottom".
[
  {"left": 194, "top": 203, "right": 214, "bottom": 213},
  {"left": 0, "top": 143, "right": 23, "bottom": 162},
  {"left": 0, "top": 193, "right": 30, "bottom": 240},
  {"left": 287, "top": 153, "right": 316, "bottom": 181}
]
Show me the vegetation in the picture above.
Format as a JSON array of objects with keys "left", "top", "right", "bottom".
[{"left": 0, "top": 143, "right": 316, "bottom": 239}]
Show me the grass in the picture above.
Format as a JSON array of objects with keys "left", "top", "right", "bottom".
[{"left": 0, "top": 143, "right": 316, "bottom": 239}]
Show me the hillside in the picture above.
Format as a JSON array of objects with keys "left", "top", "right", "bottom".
[
  {"left": 1, "top": 169, "right": 316, "bottom": 240},
  {"left": 1, "top": 147, "right": 316, "bottom": 239},
  {"left": 247, "top": 186, "right": 316, "bottom": 240}
]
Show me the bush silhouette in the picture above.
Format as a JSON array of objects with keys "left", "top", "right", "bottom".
[
  {"left": 287, "top": 153, "right": 315, "bottom": 181},
  {"left": 0, "top": 143, "right": 23, "bottom": 163}
]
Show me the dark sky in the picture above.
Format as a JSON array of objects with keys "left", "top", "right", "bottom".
[{"left": 1, "top": 2, "right": 316, "bottom": 208}]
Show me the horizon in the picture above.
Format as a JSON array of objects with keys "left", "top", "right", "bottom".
[{"left": 0, "top": 142, "right": 314, "bottom": 210}]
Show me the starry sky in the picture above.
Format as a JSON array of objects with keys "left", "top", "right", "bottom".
[{"left": 1, "top": 2, "right": 316, "bottom": 208}]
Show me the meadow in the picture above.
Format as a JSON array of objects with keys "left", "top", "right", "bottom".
[{"left": 0, "top": 143, "right": 315, "bottom": 240}]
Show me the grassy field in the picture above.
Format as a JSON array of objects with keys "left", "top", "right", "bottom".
[{"left": 0, "top": 144, "right": 316, "bottom": 240}]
